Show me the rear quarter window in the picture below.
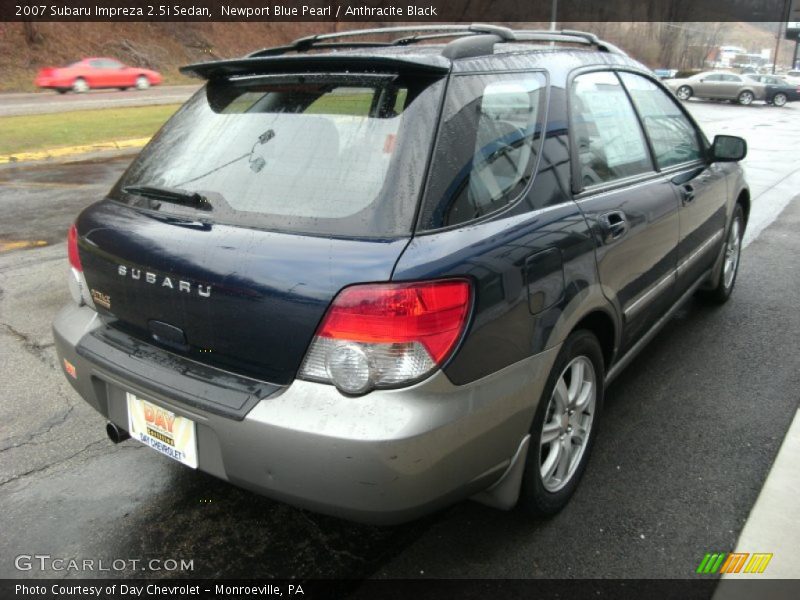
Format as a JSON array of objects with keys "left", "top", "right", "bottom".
[{"left": 418, "top": 71, "right": 547, "bottom": 230}]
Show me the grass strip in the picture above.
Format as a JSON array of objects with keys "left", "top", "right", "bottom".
[{"left": 0, "top": 104, "right": 180, "bottom": 155}]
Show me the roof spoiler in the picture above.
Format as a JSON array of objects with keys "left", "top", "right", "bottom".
[{"left": 180, "top": 54, "right": 451, "bottom": 80}]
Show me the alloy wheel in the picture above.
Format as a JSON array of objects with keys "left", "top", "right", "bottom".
[
  {"left": 539, "top": 355, "right": 597, "bottom": 492},
  {"left": 723, "top": 217, "right": 742, "bottom": 290}
]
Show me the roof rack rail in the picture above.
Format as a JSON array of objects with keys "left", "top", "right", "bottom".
[
  {"left": 512, "top": 29, "right": 628, "bottom": 56},
  {"left": 247, "top": 24, "right": 626, "bottom": 60}
]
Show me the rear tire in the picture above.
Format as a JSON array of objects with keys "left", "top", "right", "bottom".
[
  {"left": 698, "top": 204, "right": 744, "bottom": 305},
  {"left": 737, "top": 90, "right": 754, "bottom": 105},
  {"left": 676, "top": 85, "right": 693, "bottom": 101},
  {"left": 72, "top": 77, "right": 89, "bottom": 93},
  {"left": 519, "top": 330, "right": 604, "bottom": 516},
  {"left": 772, "top": 93, "right": 787, "bottom": 107}
]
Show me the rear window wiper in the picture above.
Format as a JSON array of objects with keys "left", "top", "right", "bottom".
[{"left": 122, "top": 185, "right": 212, "bottom": 212}]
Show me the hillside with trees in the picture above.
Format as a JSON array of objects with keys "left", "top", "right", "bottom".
[{"left": 1, "top": 21, "right": 793, "bottom": 92}]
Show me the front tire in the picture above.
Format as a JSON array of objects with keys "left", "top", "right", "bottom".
[
  {"left": 135, "top": 76, "right": 150, "bottom": 90},
  {"left": 772, "top": 93, "right": 787, "bottom": 107},
  {"left": 699, "top": 204, "right": 744, "bottom": 304},
  {"left": 519, "top": 330, "right": 604, "bottom": 516},
  {"left": 676, "top": 85, "right": 693, "bottom": 101},
  {"left": 737, "top": 90, "right": 754, "bottom": 105}
]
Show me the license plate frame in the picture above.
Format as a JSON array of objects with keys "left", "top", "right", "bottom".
[{"left": 126, "top": 392, "right": 198, "bottom": 468}]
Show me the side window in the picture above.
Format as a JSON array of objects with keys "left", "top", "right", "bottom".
[
  {"left": 422, "top": 72, "right": 546, "bottom": 228},
  {"left": 705, "top": 74, "right": 723, "bottom": 82},
  {"left": 723, "top": 75, "right": 742, "bottom": 83},
  {"left": 618, "top": 72, "right": 703, "bottom": 169},
  {"left": 570, "top": 71, "right": 652, "bottom": 187}
]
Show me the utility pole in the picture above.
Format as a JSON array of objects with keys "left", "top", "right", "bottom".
[
  {"left": 550, "top": 0, "right": 557, "bottom": 31},
  {"left": 773, "top": 21, "right": 783, "bottom": 73}
]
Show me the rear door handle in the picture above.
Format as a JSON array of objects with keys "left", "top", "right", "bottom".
[
  {"left": 680, "top": 184, "right": 695, "bottom": 205},
  {"left": 598, "top": 210, "right": 629, "bottom": 242}
]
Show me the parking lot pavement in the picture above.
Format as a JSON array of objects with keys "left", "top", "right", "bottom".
[
  {"left": 0, "top": 85, "right": 199, "bottom": 117},
  {"left": 0, "top": 100, "right": 798, "bottom": 583},
  {"left": 683, "top": 101, "right": 800, "bottom": 245}
]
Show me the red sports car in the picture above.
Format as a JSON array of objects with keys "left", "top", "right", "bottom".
[{"left": 35, "top": 57, "right": 163, "bottom": 94}]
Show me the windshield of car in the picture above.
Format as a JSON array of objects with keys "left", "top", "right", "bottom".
[{"left": 111, "top": 72, "right": 444, "bottom": 237}]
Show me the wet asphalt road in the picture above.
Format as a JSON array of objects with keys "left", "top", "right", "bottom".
[
  {"left": 0, "top": 100, "right": 799, "bottom": 584},
  {"left": 0, "top": 86, "right": 199, "bottom": 117}
]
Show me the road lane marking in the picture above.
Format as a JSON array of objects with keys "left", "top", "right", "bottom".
[
  {"left": 0, "top": 137, "right": 150, "bottom": 164},
  {"left": 0, "top": 180, "right": 99, "bottom": 189},
  {"left": 0, "top": 240, "right": 48, "bottom": 252}
]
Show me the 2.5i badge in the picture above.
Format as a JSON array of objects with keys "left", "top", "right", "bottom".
[{"left": 90, "top": 289, "right": 111, "bottom": 309}]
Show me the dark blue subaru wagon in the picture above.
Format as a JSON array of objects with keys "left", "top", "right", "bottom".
[{"left": 53, "top": 25, "right": 749, "bottom": 524}]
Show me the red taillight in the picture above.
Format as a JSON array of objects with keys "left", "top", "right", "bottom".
[
  {"left": 317, "top": 280, "right": 472, "bottom": 363},
  {"left": 67, "top": 224, "right": 82, "bottom": 271},
  {"left": 299, "top": 279, "right": 472, "bottom": 394}
]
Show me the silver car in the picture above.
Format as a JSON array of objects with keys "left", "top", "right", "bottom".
[{"left": 666, "top": 71, "right": 766, "bottom": 105}]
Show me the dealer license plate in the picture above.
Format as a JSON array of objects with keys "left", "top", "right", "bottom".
[{"left": 126, "top": 392, "right": 198, "bottom": 468}]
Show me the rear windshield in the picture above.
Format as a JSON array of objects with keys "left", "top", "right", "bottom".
[{"left": 111, "top": 72, "right": 445, "bottom": 237}]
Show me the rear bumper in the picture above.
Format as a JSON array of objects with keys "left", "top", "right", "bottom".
[{"left": 53, "top": 303, "right": 558, "bottom": 524}]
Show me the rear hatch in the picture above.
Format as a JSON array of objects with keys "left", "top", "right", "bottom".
[{"left": 76, "top": 67, "right": 447, "bottom": 385}]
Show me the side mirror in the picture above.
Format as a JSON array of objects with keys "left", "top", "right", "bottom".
[{"left": 710, "top": 135, "right": 747, "bottom": 162}]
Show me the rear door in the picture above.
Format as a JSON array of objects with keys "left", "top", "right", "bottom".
[
  {"left": 720, "top": 74, "right": 744, "bottom": 99},
  {"left": 101, "top": 59, "right": 126, "bottom": 87},
  {"left": 569, "top": 70, "right": 680, "bottom": 351},
  {"left": 618, "top": 72, "right": 727, "bottom": 294}
]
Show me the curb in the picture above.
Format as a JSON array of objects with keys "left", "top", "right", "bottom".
[{"left": 0, "top": 137, "right": 151, "bottom": 165}]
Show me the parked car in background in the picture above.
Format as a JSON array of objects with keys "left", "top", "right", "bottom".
[
  {"left": 666, "top": 71, "right": 766, "bottom": 105},
  {"left": 35, "top": 58, "right": 162, "bottom": 93},
  {"left": 745, "top": 74, "right": 800, "bottom": 106},
  {"left": 784, "top": 70, "right": 800, "bottom": 85}
]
